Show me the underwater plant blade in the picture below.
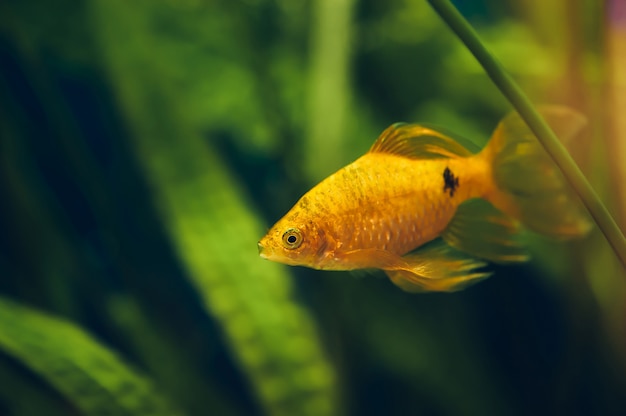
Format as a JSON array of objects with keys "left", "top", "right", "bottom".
[
  {"left": 0, "top": 296, "right": 182, "bottom": 416},
  {"left": 428, "top": 0, "right": 626, "bottom": 269},
  {"left": 106, "top": 296, "right": 241, "bottom": 416},
  {"left": 0, "top": 354, "right": 71, "bottom": 416},
  {"left": 90, "top": 1, "right": 339, "bottom": 415}
]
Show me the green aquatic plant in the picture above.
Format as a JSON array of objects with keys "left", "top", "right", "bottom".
[
  {"left": 428, "top": 0, "right": 626, "bottom": 269},
  {"left": 89, "top": 1, "right": 338, "bottom": 415},
  {"left": 0, "top": 296, "right": 181, "bottom": 415}
]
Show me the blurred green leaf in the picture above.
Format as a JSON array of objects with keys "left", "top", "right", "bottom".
[
  {"left": 89, "top": 1, "right": 339, "bottom": 415},
  {"left": 0, "top": 296, "right": 182, "bottom": 416},
  {"left": 0, "top": 354, "right": 69, "bottom": 416},
  {"left": 107, "top": 295, "right": 240, "bottom": 416}
]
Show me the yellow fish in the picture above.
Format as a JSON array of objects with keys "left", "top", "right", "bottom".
[{"left": 258, "top": 107, "right": 591, "bottom": 292}]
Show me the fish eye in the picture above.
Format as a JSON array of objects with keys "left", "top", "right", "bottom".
[{"left": 282, "top": 228, "right": 303, "bottom": 249}]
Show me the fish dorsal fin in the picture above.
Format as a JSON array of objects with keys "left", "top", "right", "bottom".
[
  {"left": 384, "top": 239, "right": 491, "bottom": 293},
  {"left": 442, "top": 198, "right": 529, "bottom": 263},
  {"left": 369, "top": 123, "right": 476, "bottom": 159}
]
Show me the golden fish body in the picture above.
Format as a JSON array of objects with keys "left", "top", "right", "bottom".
[
  {"left": 269, "top": 153, "right": 487, "bottom": 270},
  {"left": 259, "top": 107, "right": 590, "bottom": 292}
]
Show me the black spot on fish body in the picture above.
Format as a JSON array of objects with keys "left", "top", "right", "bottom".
[{"left": 443, "top": 167, "right": 459, "bottom": 197}]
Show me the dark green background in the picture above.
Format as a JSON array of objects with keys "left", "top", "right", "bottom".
[{"left": 1, "top": 0, "right": 624, "bottom": 415}]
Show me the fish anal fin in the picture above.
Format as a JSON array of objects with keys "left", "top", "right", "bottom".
[
  {"left": 386, "top": 270, "right": 491, "bottom": 293},
  {"left": 383, "top": 240, "right": 491, "bottom": 293},
  {"left": 442, "top": 198, "right": 529, "bottom": 263},
  {"left": 369, "top": 123, "right": 474, "bottom": 160}
]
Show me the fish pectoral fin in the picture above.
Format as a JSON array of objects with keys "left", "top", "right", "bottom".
[
  {"left": 442, "top": 198, "right": 529, "bottom": 263},
  {"left": 339, "top": 248, "right": 409, "bottom": 270},
  {"left": 383, "top": 240, "right": 491, "bottom": 293},
  {"left": 368, "top": 123, "right": 476, "bottom": 160}
]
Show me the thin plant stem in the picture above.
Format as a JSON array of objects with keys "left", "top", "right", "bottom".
[{"left": 427, "top": 0, "right": 626, "bottom": 270}]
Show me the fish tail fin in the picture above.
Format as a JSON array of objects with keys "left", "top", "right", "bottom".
[{"left": 480, "top": 105, "right": 592, "bottom": 239}]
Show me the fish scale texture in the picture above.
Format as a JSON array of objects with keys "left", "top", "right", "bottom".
[{"left": 306, "top": 153, "right": 484, "bottom": 256}]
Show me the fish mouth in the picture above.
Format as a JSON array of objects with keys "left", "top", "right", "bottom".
[{"left": 257, "top": 241, "right": 297, "bottom": 265}]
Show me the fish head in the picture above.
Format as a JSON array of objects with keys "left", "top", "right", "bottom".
[{"left": 258, "top": 214, "right": 330, "bottom": 269}]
